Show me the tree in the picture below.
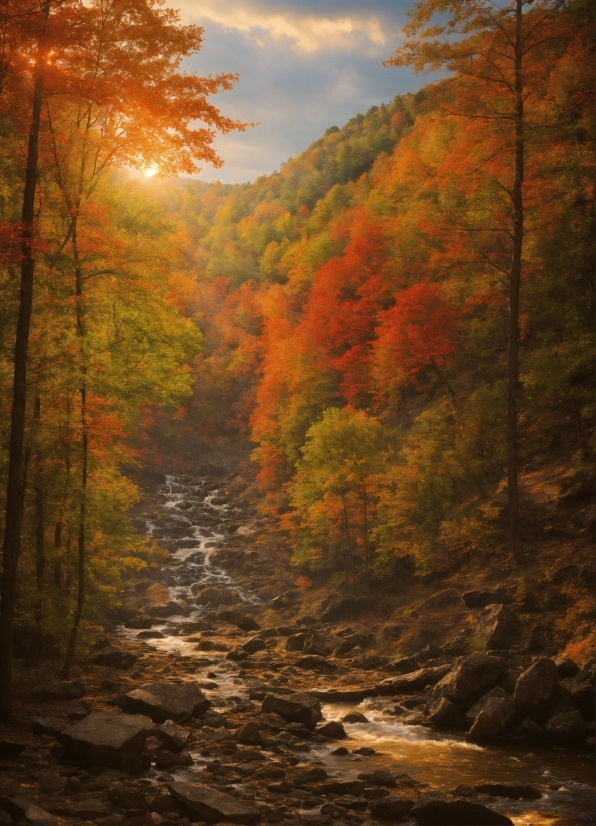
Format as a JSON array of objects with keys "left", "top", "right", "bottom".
[{"left": 385, "top": 0, "right": 572, "bottom": 562}]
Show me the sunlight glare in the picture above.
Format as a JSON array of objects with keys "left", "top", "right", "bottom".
[{"left": 143, "top": 163, "right": 159, "bottom": 178}]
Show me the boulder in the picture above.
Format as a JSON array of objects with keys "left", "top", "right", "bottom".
[
  {"left": 34, "top": 680, "right": 85, "bottom": 700},
  {"left": 217, "top": 610, "right": 260, "bottom": 632},
  {"left": 31, "top": 718, "right": 67, "bottom": 737},
  {"left": 59, "top": 711, "right": 154, "bottom": 769},
  {"left": 117, "top": 682, "right": 211, "bottom": 723},
  {"left": 377, "top": 664, "right": 452, "bottom": 696},
  {"left": 156, "top": 720, "right": 190, "bottom": 751},
  {"left": 124, "top": 616, "right": 154, "bottom": 629},
  {"left": 370, "top": 797, "right": 414, "bottom": 820},
  {"left": 358, "top": 769, "right": 395, "bottom": 787},
  {"left": 411, "top": 798, "right": 514, "bottom": 825},
  {"left": 303, "top": 632, "right": 339, "bottom": 657},
  {"left": 514, "top": 658, "right": 558, "bottom": 718},
  {"left": 92, "top": 648, "right": 137, "bottom": 669},
  {"left": 316, "top": 721, "right": 346, "bottom": 739},
  {"left": 295, "top": 654, "right": 338, "bottom": 672},
  {"left": 154, "top": 749, "right": 193, "bottom": 769},
  {"left": 384, "top": 656, "right": 419, "bottom": 674},
  {"left": 286, "top": 633, "right": 307, "bottom": 652},
  {"left": 474, "top": 782, "right": 542, "bottom": 800},
  {"left": 195, "top": 587, "right": 238, "bottom": 607},
  {"left": 108, "top": 782, "right": 148, "bottom": 810},
  {"left": 320, "top": 596, "right": 370, "bottom": 622},
  {"left": 468, "top": 695, "right": 517, "bottom": 740},
  {"left": 479, "top": 604, "right": 516, "bottom": 650},
  {"left": 554, "top": 657, "right": 580, "bottom": 679},
  {"left": 0, "top": 737, "right": 26, "bottom": 759},
  {"left": 236, "top": 722, "right": 262, "bottom": 746},
  {"left": 72, "top": 799, "right": 110, "bottom": 819},
  {"left": 424, "top": 696, "right": 466, "bottom": 728},
  {"left": 342, "top": 712, "right": 369, "bottom": 723},
  {"left": 24, "top": 804, "right": 57, "bottom": 825},
  {"left": 465, "top": 687, "right": 510, "bottom": 724},
  {"left": 462, "top": 586, "right": 516, "bottom": 608},
  {"left": 269, "top": 591, "right": 300, "bottom": 610},
  {"left": 319, "top": 780, "right": 366, "bottom": 796},
  {"left": 544, "top": 710, "right": 586, "bottom": 744},
  {"left": 150, "top": 600, "right": 190, "bottom": 617},
  {"left": 261, "top": 693, "right": 322, "bottom": 728},
  {"left": 168, "top": 781, "right": 260, "bottom": 824},
  {"left": 429, "top": 654, "right": 506, "bottom": 705},
  {"left": 242, "top": 636, "right": 266, "bottom": 654},
  {"left": 525, "top": 622, "right": 553, "bottom": 654},
  {"left": 334, "top": 633, "right": 371, "bottom": 656},
  {"left": 351, "top": 654, "right": 389, "bottom": 670},
  {"left": 414, "top": 644, "right": 443, "bottom": 663}
]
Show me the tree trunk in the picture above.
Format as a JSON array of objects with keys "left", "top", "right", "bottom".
[
  {"left": 34, "top": 396, "right": 45, "bottom": 663},
  {"left": 0, "top": 65, "right": 44, "bottom": 722},
  {"left": 507, "top": 0, "right": 524, "bottom": 565}
]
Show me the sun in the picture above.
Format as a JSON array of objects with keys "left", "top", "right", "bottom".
[{"left": 143, "top": 163, "right": 159, "bottom": 178}]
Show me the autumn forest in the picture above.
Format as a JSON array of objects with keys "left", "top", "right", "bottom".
[{"left": 0, "top": 0, "right": 594, "bottom": 805}]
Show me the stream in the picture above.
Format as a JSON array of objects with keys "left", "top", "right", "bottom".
[{"left": 118, "top": 473, "right": 595, "bottom": 826}]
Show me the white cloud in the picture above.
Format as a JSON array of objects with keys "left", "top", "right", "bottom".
[{"left": 177, "top": 0, "right": 393, "bottom": 54}]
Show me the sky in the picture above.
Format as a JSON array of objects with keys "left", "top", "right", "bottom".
[{"left": 175, "top": 0, "right": 424, "bottom": 185}]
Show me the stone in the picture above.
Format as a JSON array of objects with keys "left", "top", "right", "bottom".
[
  {"left": 151, "top": 601, "right": 189, "bottom": 617},
  {"left": 545, "top": 710, "right": 586, "bottom": 744},
  {"left": 358, "top": 769, "right": 395, "bottom": 787},
  {"left": 269, "top": 591, "right": 300, "bottom": 610},
  {"left": 554, "top": 657, "right": 580, "bottom": 679},
  {"left": 316, "top": 721, "right": 346, "bottom": 739},
  {"left": 236, "top": 722, "right": 262, "bottom": 745},
  {"left": 376, "top": 664, "right": 451, "bottom": 696},
  {"left": 468, "top": 695, "right": 517, "bottom": 740},
  {"left": 414, "top": 644, "right": 443, "bottom": 663},
  {"left": 157, "top": 720, "right": 190, "bottom": 751},
  {"left": 479, "top": 604, "right": 516, "bottom": 650},
  {"left": 286, "top": 633, "right": 307, "bottom": 651},
  {"left": 218, "top": 610, "right": 260, "bottom": 632},
  {"left": 24, "top": 804, "right": 57, "bottom": 825},
  {"left": 168, "top": 781, "right": 260, "bottom": 824},
  {"left": 319, "top": 780, "right": 366, "bottom": 796},
  {"left": 34, "top": 680, "right": 85, "bottom": 700},
  {"left": 294, "top": 655, "right": 338, "bottom": 672},
  {"left": 424, "top": 696, "right": 465, "bottom": 728},
  {"left": 124, "top": 616, "right": 154, "bottom": 629},
  {"left": 320, "top": 596, "right": 370, "bottom": 622},
  {"left": 428, "top": 654, "right": 506, "bottom": 705},
  {"left": 227, "top": 647, "right": 249, "bottom": 661},
  {"left": 334, "top": 632, "right": 371, "bottom": 656},
  {"left": 108, "top": 783, "right": 147, "bottom": 810},
  {"left": 293, "top": 766, "right": 328, "bottom": 785},
  {"left": 154, "top": 749, "right": 193, "bottom": 769},
  {"left": 370, "top": 796, "right": 414, "bottom": 820},
  {"left": 117, "top": 682, "right": 211, "bottom": 723},
  {"left": 350, "top": 654, "right": 389, "bottom": 670},
  {"left": 92, "top": 648, "right": 137, "bottom": 669},
  {"left": 342, "top": 712, "right": 369, "bottom": 723},
  {"left": 462, "top": 586, "right": 516, "bottom": 608},
  {"left": 31, "top": 718, "right": 67, "bottom": 737},
  {"left": 242, "top": 637, "right": 266, "bottom": 654},
  {"left": 0, "top": 737, "right": 27, "bottom": 759},
  {"left": 474, "top": 782, "right": 542, "bottom": 800},
  {"left": 72, "top": 799, "right": 110, "bottom": 819},
  {"left": 384, "top": 656, "right": 419, "bottom": 674},
  {"left": 411, "top": 798, "right": 514, "bottom": 825},
  {"left": 303, "top": 633, "right": 339, "bottom": 657},
  {"left": 514, "top": 658, "right": 559, "bottom": 718},
  {"left": 36, "top": 772, "right": 67, "bottom": 795},
  {"left": 59, "top": 711, "right": 154, "bottom": 769},
  {"left": 465, "top": 687, "right": 512, "bottom": 725},
  {"left": 0, "top": 810, "right": 10, "bottom": 825},
  {"left": 137, "top": 630, "right": 165, "bottom": 639},
  {"left": 262, "top": 693, "right": 322, "bottom": 728}
]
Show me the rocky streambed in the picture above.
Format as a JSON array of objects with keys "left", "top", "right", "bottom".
[{"left": 0, "top": 472, "right": 594, "bottom": 826}]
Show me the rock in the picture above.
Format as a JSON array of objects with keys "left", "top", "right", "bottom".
[
  {"left": 227, "top": 648, "right": 249, "bottom": 661},
  {"left": 376, "top": 664, "right": 451, "bottom": 695},
  {"left": 154, "top": 749, "right": 193, "bottom": 769},
  {"left": 414, "top": 644, "right": 443, "bottom": 663},
  {"left": 293, "top": 766, "right": 328, "bottom": 785},
  {"left": 429, "top": 654, "right": 506, "bottom": 705},
  {"left": 218, "top": 610, "right": 260, "bottom": 632},
  {"left": 319, "top": 780, "right": 366, "bottom": 796},
  {"left": 0, "top": 737, "right": 27, "bottom": 758},
  {"left": 196, "top": 587, "right": 238, "bottom": 607},
  {"left": 157, "top": 720, "right": 190, "bottom": 751},
  {"left": 72, "top": 799, "right": 110, "bottom": 819},
  {"left": 555, "top": 657, "right": 580, "bottom": 679},
  {"left": 370, "top": 796, "right": 414, "bottom": 820},
  {"left": 0, "top": 810, "right": 10, "bottom": 825},
  {"left": 424, "top": 696, "right": 465, "bottom": 728},
  {"left": 303, "top": 632, "right": 339, "bottom": 657},
  {"left": 351, "top": 654, "right": 389, "bottom": 670},
  {"left": 108, "top": 782, "right": 147, "bottom": 810},
  {"left": 37, "top": 772, "right": 66, "bottom": 795},
  {"left": 358, "top": 769, "right": 395, "bottom": 787},
  {"left": 92, "top": 648, "right": 137, "bottom": 669},
  {"left": 411, "top": 798, "right": 514, "bottom": 825},
  {"left": 236, "top": 722, "right": 262, "bottom": 745},
  {"left": 514, "top": 658, "right": 559, "bottom": 718},
  {"left": 342, "top": 712, "right": 369, "bottom": 723},
  {"left": 124, "top": 616, "right": 154, "bottom": 629},
  {"left": 24, "top": 804, "right": 57, "bottom": 825},
  {"left": 518, "top": 716, "right": 545, "bottom": 738},
  {"left": 316, "top": 721, "right": 346, "bottom": 739},
  {"left": 168, "top": 781, "right": 260, "bottom": 824},
  {"left": 34, "top": 679, "right": 85, "bottom": 700},
  {"left": 465, "top": 687, "right": 511, "bottom": 725},
  {"left": 545, "top": 710, "right": 586, "bottom": 744},
  {"left": 353, "top": 746, "right": 376, "bottom": 755},
  {"left": 31, "top": 718, "right": 67, "bottom": 737},
  {"left": 462, "top": 586, "right": 516, "bottom": 608},
  {"left": 479, "top": 604, "right": 516, "bottom": 650},
  {"left": 242, "top": 637, "right": 266, "bottom": 654},
  {"left": 468, "top": 695, "right": 517, "bottom": 740},
  {"left": 474, "top": 782, "right": 542, "bottom": 800},
  {"left": 384, "top": 656, "right": 419, "bottom": 674},
  {"left": 320, "top": 596, "right": 370, "bottom": 622},
  {"left": 270, "top": 591, "right": 300, "bottom": 610},
  {"left": 525, "top": 622, "right": 553, "bottom": 654},
  {"left": 286, "top": 633, "right": 307, "bottom": 651},
  {"left": 59, "top": 711, "right": 154, "bottom": 769},
  {"left": 137, "top": 630, "right": 165, "bottom": 639},
  {"left": 117, "top": 682, "right": 211, "bottom": 723},
  {"left": 262, "top": 693, "right": 323, "bottom": 728},
  {"left": 295, "top": 654, "right": 338, "bottom": 672},
  {"left": 334, "top": 632, "right": 371, "bottom": 656}
]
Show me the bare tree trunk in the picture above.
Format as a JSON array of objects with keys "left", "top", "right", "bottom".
[
  {"left": 33, "top": 396, "right": 45, "bottom": 663},
  {"left": 361, "top": 482, "right": 370, "bottom": 571},
  {"left": 0, "top": 63, "right": 44, "bottom": 722},
  {"left": 507, "top": 0, "right": 524, "bottom": 565}
]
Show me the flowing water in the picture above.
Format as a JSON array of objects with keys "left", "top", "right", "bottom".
[{"left": 118, "top": 474, "right": 595, "bottom": 826}]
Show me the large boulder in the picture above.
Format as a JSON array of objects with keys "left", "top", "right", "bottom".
[
  {"left": 462, "top": 586, "right": 516, "bottom": 609},
  {"left": 544, "top": 710, "right": 586, "bottom": 745},
  {"left": 59, "top": 711, "right": 154, "bottom": 770},
  {"left": 117, "top": 682, "right": 211, "bottom": 723},
  {"left": 479, "top": 604, "right": 516, "bottom": 650},
  {"left": 320, "top": 596, "right": 370, "bottom": 622},
  {"left": 514, "top": 658, "right": 559, "bottom": 719},
  {"left": 34, "top": 680, "right": 85, "bottom": 700},
  {"left": 376, "top": 665, "right": 451, "bottom": 696},
  {"left": 0, "top": 738, "right": 26, "bottom": 759},
  {"left": 411, "top": 798, "right": 513, "bottom": 825},
  {"left": 424, "top": 696, "right": 466, "bottom": 728},
  {"left": 303, "top": 632, "right": 339, "bottom": 657},
  {"left": 168, "top": 781, "right": 260, "bottom": 824},
  {"left": 370, "top": 797, "right": 414, "bottom": 820},
  {"left": 217, "top": 610, "right": 260, "bottom": 632},
  {"left": 465, "top": 687, "right": 511, "bottom": 726},
  {"left": 286, "top": 633, "right": 307, "bottom": 652},
  {"left": 295, "top": 654, "right": 338, "bottom": 672},
  {"left": 474, "top": 782, "right": 542, "bottom": 800},
  {"left": 428, "top": 654, "right": 506, "bottom": 706},
  {"left": 92, "top": 648, "right": 137, "bottom": 669},
  {"left": 261, "top": 693, "right": 322, "bottom": 729},
  {"left": 468, "top": 695, "right": 517, "bottom": 741},
  {"left": 384, "top": 656, "right": 419, "bottom": 674}
]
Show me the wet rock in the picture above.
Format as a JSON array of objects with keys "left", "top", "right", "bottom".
[
  {"left": 242, "top": 637, "right": 267, "bottom": 654},
  {"left": 474, "top": 782, "right": 542, "bottom": 800},
  {"left": 25, "top": 804, "right": 57, "bottom": 824},
  {"left": 350, "top": 654, "right": 389, "bottom": 670},
  {"left": 303, "top": 633, "right": 339, "bottom": 657},
  {"left": 0, "top": 737, "right": 27, "bottom": 758},
  {"left": 124, "top": 616, "right": 154, "bottom": 629},
  {"left": 411, "top": 798, "right": 514, "bottom": 825},
  {"left": 236, "top": 722, "right": 262, "bottom": 745},
  {"left": 544, "top": 710, "right": 586, "bottom": 744},
  {"left": 334, "top": 794, "right": 367, "bottom": 810},
  {"left": 226, "top": 647, "right": 249, "bottom": 661},
  {"left": 514, "top": 657, "right": 559, "bottom": 718},
  {"left": 316, "top": 721, "right": 346, "bottom": 739},
  {"left": 60, "top": 711, "right": 154, "bottom": 769},
  {"left": 154, "top": 748, "right": 194, "bottom": 769},
  {"left": 376, "top": 664, "right": 451, "bottom": 695},
  {"left": 168, "top": 781, "right": 260, "bottom": 824},
  {"left": 217, "top": 610, "right": 260, "bottom": 632},
  {"left": 342, "top": 712, "right": 369, "bottom": 723},
  {"left": 465, "top": 687, "right": 511, "bottom": 724},
  {"left": 157, "top": 720, "right": 190, "bottom": 751},
  {"left": 202, "top": 709, "right": 228, "bottom": 728},
  {"left": 138, "top": 629, "right": 165, "bottom": 639},
  {"left": 34, "top": 679, "right": 85, "bottom": 700},
  {"left": 310, "top": 686, "right": 375, "bottom": 702},
  {"left": 320, "top": 595, "right": 370, "bottom": 622},
  {"left": 117, "top": 682, "right": 211, "bottom": 723},
  {"left": 196, "top": 587, "right": 239, "bottom": 607},
  {"left": 331, "top": 746, "right": 349, "bottom": 755},
  {"left": 554, "top": 657, "right": 580, "bottom": 679},
  {"left": 319, "top": 779, "right": 366, "bottom": 796},
  {"left": 358, "top": 769, "right": 395, "bottom": 787},
  {"left": 479, "top": 604, "right": 516, "bottom": 650},
  {"left": 384, "top": 655, "right": 419, "bottom": 674},
  {"left": 429, "top": 654, "right": 506, "bottom": 705},
  {"left": 72, "top": 799, "right": 110, "bottom": 819},
  {"left": 286, "top": 633, "right": 307, "bottom": 652},
  {"left": 468, "top": 695, "right": 517, "bottom": 740},
  {"left": 370, "top": 796, "right": 414, "bottom": 820},
  {"left": 92, "top": 648, "right": 137, "bottom": 669},
  {"left": 424, "top": 696, "right": 466, "bottom": 728},
  {"left": 108, "top": 782, "right": 148, "bottom": 810},
  {"left": 293, "top": 766, "right": 328, "bottom": 785},
  {"left": 295, "top": 655, "right": 338, "bottom": 672}
]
